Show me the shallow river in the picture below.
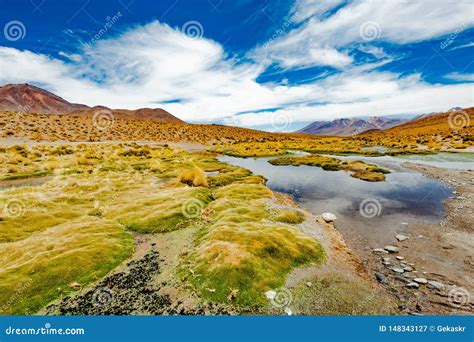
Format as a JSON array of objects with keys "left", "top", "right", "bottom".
[{"left": 218, "top": 153, "right": 474, "bottom": 251}]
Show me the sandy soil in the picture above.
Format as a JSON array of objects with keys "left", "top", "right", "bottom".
[{"left": 365, "top": 163, "right": 473, "bottom": 315}]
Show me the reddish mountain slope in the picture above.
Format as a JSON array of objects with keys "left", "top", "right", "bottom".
[
  {"left": 0, "top": 83, "right": 88, "bottom": 114},
  {"left": 0, "top": 83, "right": 183, "bottom": 123}
]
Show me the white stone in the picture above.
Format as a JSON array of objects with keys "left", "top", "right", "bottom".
[
  {"left": 322, "top": 212, "right": 337, "bottom": 223},
  {"left": 391, "top": 267, "right": 405, "bottom": 273},
  {"left": 306, "top": 282, "right": 312, "bottom": 288},
  {"left": 396, "top": 256, "right": 404, "bottom": 260},
  {"left": 284, "top": 307, "right": 293, "bottom": 316},
  {"left": 427, "top": 281, "right": 445, "bottom": 290},
  {"left": 406, "top": 282, "right": 419, "bottom": 288},
  {"left": 265, "top": 290, "right": 276, "bottom": 299},
  {"left": 384, "top": 245, "right": 400, "bottom": 253},
  {"left": 373, "top": 248, "right": 388, "bottom": 254},
  {"left": 395, "top": 234, "right": 409, "bottom": 242},
  {"left": 413, "top": 278, "right": 428, "bottom": 284}
]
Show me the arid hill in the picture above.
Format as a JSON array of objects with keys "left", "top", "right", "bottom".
[
  {"left": 67, "top": 106, "right": 184, "bottom": 124},
  {"left": 360, "top": 108, "right": 474, "bottom": 150},
  {"left": 0, "top": 83, "right": 88, "bottom": 114},
  {"left": 0, "top": 83, "right": 183, "bottom": 123}
]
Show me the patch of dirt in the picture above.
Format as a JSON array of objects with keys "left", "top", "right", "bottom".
[
  {"left": 45, "top": 229, "right": 241, "bottom": 315},
  {"left": 366, "top": 163, "right": 473, "bottom": 315}
]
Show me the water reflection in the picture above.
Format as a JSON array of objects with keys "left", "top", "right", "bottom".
[{"left": 219, "top": 155, "right": 454, "bottom": 249}]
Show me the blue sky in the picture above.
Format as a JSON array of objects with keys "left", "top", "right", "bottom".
[{"left": 0, "top": 0, "right": 473, "bottom": 131}]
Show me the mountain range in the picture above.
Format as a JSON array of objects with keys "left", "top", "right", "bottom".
[
  {"left": 297, "top": 117, "right": 408, "bottom": 136},
  {"left": 0, "top": 83, "right": 183, "bottom": 123},
  {"left": 0, "top": 83, "right": 467, "bottom": 134}
]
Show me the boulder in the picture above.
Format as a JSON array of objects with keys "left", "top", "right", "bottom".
[
  {"left": 391, "top": 267, "right": 405, "bottom": 273},
  {"left": 406, "top": 282, "right": 419, "bottom": 288},
  {"left": 322, "top": 212, "right": 337, "bottom": 223}
]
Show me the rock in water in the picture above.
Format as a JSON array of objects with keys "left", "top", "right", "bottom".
[
  {"left": 384, "top": 245, "right": 400, "bottom": 253},
  {"left": 322, "top": 213, "right": 337, "bottom": 223}
]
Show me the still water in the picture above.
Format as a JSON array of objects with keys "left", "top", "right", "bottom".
[{"left": 219, "top": 154, "right": 458, "bottom": 250}]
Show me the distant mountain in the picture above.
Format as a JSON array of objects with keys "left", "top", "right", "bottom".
[
  {"left": 0, "top": 83, "right": 88, "bottom": 114},
  {"left": 297, "top": 117, "right": 407, "bottom": 136},
  {"left": 0, "top": 83, "right": 183, "bottom": 123}
]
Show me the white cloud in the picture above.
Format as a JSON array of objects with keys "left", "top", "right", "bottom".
[
  {"left": 234, "top": 82, "right": 474, "bottom": 127},
  {"left": 445, "top": 72, "right": 474, "bottom": 82},
  {"left": 0, "top": 4, "right": 473, "bottom": 130},
  {"left": 254, "top": 0, "right": 474, "bottom": 69}
]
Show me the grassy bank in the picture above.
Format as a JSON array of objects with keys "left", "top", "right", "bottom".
[
  {"left": 268, "top": 154, "right": 390, "bottom": 182},
  {"left": 0, "top": 143, "right": 325, "bottom": 313}
]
